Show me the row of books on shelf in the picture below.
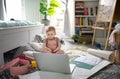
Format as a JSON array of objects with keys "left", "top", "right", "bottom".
[
  {"left": 75, "top": 7, "right": 97, "bottom": 16},
  {"left": 75, "top": 27, "right": 93, "bottom": 36},
  {"left": 79, "top": 31, "right": 93, "bottom": 36},
  {"left": 75, "top": 1, "right": 97, "bottom": 16},
  {"left": 75, "top": 1, "right": 84, "bottom": 7},
  {"left": 79, "top": 27, "right": 92, "bottom": 31},
  {"left": 75, "top": 17, "right": 95, "bottom": 26}
]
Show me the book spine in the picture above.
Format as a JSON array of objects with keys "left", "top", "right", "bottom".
[
  {"left": 80, "top": 17, "right": 83, "bottom": 26},
  {"left": 84, "top": 8, "right": 88, "bottom": 15},
  {"left": 92, "top": 7, "right": 96, "bottom": 16},
  {"left": 84, "top": 17, "right": 88, "bottom": 26},
  {"left": 88, "top": 7, "right": 91, "bottom": 15},
  {"left": 75, "top": 1, "right": 84, "bottom": 15}
]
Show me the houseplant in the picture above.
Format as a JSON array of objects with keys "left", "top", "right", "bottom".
[
  {"left": 71, "top": 34, "right": 79, "bottom": 43},
  {"left": 39, "top": 0, "right": 60, "bottom": 25}
]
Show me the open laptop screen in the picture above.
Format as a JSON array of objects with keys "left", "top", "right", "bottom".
[{"left": 33, "top": 53, "right": 75, "bottom": 74}]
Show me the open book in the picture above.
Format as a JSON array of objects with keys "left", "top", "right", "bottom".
[
  {"left": 67, "top": 48, "right": 113, "bottom": 79},
  {"left": 67, "top": 49, "right": 113, "bottom": 69}
]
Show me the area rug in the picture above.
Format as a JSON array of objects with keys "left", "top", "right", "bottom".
[
  {"left": 67, "top": 46, "right": 88, "bottom": 52},
  {"left": 88, "top": 64, "right": 120, "bottom": 79}
]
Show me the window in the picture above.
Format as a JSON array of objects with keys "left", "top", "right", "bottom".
[
  {"left": 6, "top": 0, "right": 22, "bottom": 20},
  {"left": 49, "top": 0, "right": 66, "bottom": 33}
]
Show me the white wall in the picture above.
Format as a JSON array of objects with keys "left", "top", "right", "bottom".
[{"left": 22, "top": 0, "right": 42, "bottom": 22}]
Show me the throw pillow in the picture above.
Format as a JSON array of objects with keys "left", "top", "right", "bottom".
[
  {"left": 29, "top": 42, "right": 43, "bottom": 52},
  {"left": 34, "top": 34, "right": 46, "bottom": 43},
  {"left": 23, "top": 51, "right": 40, "bottom": 59}
]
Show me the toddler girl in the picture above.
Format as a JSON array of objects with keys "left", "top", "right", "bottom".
[{"left": 41, "top": 26, "right": 64, "bottom": 54}]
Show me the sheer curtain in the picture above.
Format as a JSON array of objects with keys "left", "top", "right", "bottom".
[
  {"left": 64, "top": 0, "right": 74, "bottom": 37},
  {"left": 6, "top": 0, "right": 22, "bottom": 20},
  {"left": 0, "top": 0, "right": 22, "bottom": 20},
  {"left": 0, "top": 0, "right": 6, "bottom": 20}
]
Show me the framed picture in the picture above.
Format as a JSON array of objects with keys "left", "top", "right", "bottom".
[{"left": 97, "top": 0, "right": 116, "bottom": 21}]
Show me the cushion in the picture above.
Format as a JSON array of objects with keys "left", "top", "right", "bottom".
[
  {"left": 29, "top": 42, "right": 43, "bottom": 52},
  {"left": 34, "top": 34, "right": 46, "bottom": 43},
  {"left": 23, "top": 51, "right": 40, "bottom": 59},
  {"left": 14, "top": 45, "right": 35, "bottom": 58}
]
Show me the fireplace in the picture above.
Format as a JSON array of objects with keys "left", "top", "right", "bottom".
[
  {"left": 3, "top": 45, "right": 34, "bottom": 64},
  {"left": 3, "top": 47, "right": 19, "bottom": 63}
]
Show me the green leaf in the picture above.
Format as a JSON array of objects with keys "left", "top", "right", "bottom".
[
  {"left": 50, "top": 0, "right": 61, "bottom": 8},
  {"left": 40, "top": 3, "right": 47, "bottom": 15},
  {"left": 47, "top": 7, "right": 56, "bottom": 16},
  {"left": 39, "top": 0, "right": 61, "bottom": 17}
]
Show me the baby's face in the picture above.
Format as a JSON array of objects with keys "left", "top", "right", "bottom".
[{"left": 46, "top": 31, "right": 56, "bottom": 40}]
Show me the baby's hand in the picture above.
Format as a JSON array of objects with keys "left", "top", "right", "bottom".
[
  {"left": 53, "top": 49, "right": 58, "bottom": 53},
  {"left": 48, "top": 49, "right": 52, "bottom": 52},
  {"left": 46, "top": 48, "right": 52, "bottom": 52}
]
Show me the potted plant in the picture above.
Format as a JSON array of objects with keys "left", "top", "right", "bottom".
[
  {"left": 39, "top": 0, "right": 60, "bottom": 26},
  {"left": 71, "top": 34, "right": 79, "bottom": 43}
]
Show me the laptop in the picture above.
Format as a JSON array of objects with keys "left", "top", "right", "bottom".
[{"left": 33, "top": 53, "right": 76, "bottom": 74}]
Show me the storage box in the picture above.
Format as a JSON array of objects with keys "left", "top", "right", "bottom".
[{"left": 79, "top": 35, "right": 92, "bottom": 43}]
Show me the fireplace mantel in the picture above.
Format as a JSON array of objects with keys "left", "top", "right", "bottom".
[{"left": 0, "top": 25, "right": 43, "bottom": 66}]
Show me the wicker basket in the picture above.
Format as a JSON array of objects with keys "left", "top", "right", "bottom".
[
  {"left": 115, "top": 32, "right": 120, "bottom": 43},
  {"left": 114, "top": 50, "right": 120, "bottom": 64},
  {"left": 109, "top": 51, "right": 120, "bottom": 64},
  {"left": 114, "top": 32, "right": 120, "bottom": 64}
]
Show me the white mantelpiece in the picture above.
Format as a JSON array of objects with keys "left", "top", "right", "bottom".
[{"left": 0, "top": 25, "right": 43, "bottom": 66}]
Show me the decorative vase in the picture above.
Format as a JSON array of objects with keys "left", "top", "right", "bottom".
[{"left": 41, "top": 19, "right": 50, "bottom": 26}]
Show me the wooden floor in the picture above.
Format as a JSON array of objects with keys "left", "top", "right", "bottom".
[
  {"left": 62, "top": 38, "right": 113, "bottom": 52},
  {"left": 62, "top": 39, "right": 98, "bottom": 52}
]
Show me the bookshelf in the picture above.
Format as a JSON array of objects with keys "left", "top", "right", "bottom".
[
  {"left": 75, "top": 0, "right": 99, "bottom": 43},
  {"left": 92, "top": 0, "right": 120, "bottom": 50}
]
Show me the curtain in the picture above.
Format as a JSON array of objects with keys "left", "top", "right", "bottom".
[
  {"left": 63, "top": 0, "right": 74, "bottom": 37},
  {"left": 64, "top": 0, "right": 70, "bottom": 37},
  {"left": 0, "top": 0, "right": 6, "bottom": 20}
]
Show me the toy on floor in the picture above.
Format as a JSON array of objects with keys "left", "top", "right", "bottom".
[
  {"left": 95, "top": 43, "right": 101, "bottom": 49},
  {"left": 82, "top": 41, "right": 87, "bottom": 45}
]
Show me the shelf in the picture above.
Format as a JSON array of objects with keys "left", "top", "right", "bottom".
[
  {"left": 96, "top": 20, "right": 111, "bottom": 23},
  {"left": 79, "top": 35, "right": 92, "bottom": 43},
  {"left": 92, "top": 26, "right": 113, "bottom": 30},
  {"left": 75, "top": 25, "right": 93, "bottom": 27},
  {"left": 75, "top": 0, "right": 98, "bottom": 1},
  {"left": 75, "top": 15, "right": 96, "bottom": 17},
  {"left": 80, "top": 31, "right": 93, "bottom": 33},
  {"left": 75, "top": 0, "right": 98, "bottom": 42}
]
